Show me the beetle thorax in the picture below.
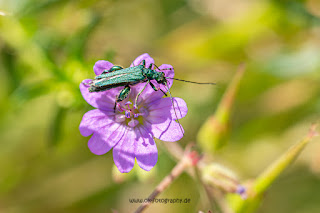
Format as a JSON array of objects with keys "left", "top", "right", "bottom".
[{"left": 144, "top": 69, "right": 166, "bottom": 84}]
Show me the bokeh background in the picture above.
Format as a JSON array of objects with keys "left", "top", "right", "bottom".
[{"left": 0, "top": 0, "right": 320, "bottom": 212}]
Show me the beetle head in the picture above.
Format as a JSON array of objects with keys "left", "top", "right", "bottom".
[{"left": 156, "top": 72, "right": 167, "bottom": 85}]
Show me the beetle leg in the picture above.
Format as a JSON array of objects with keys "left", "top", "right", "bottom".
[
  {"left": 149, "top": 81, "right": 167, "bottom": 96},
  {"left": 152, "top": 63, "right": 160, "bottom": 71},
  {"left": 102, "top": 65, "right": 123, "bottom": 74},
  {"left": 113, "top": 101, "right": 117, "bottom": 112},
  {"left": 150, "top": 63, "right": 173, "bottom": 72},
  {"left": 114, "top": 86, "right": 131, "bottom": 112},
  {"left": 138, "top": 60, "right": 146, "bottom": 67},
  {"left": 134, "top": 81, "right": 149, "bottom": 109}
]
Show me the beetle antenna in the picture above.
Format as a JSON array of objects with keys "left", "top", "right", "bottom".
[
  {"left": 164, "top": 82, "right": 184, "bottom": 136},
  {"left": 166, "top": 77, "right": 216, "bottom": 85}
]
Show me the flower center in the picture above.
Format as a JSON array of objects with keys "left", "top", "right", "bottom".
[{"left": 114, "top": 101, "right": 148, "bottom": 128}]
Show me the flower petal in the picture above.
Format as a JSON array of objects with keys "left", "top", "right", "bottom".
[
  {"left": 144, "top": 118, "right": 184, "bottom": 142},
  {"left": 130, "top": 53, "right": 154, "bottom": 67},
  {"left": 79, "top": 109, "right": 115, "bottom": 137},
  {"left": 157, "top": 64, "right": 174, "bottom": 93},
  {"left": 93, "top": 60, "right": 114, "bottom": 75},
  {"left": 128, "top": 83, "right": 162, "bottom": 106},
  {"left": 158, "top": 64, "right": 174, "bottom": 79},
  {"left": 147, "top": 97, "right": 188, "bottom": 120},
  {"left": 113, "top": 128, "right": 136, "bottom": 173},
  {"left": 80, "top": 79, "right": 123, "bottom": 110},
  {"left": 88, "top": 123, "right": 126, "bottom": 155},
  {"left": 135, "top": 126, "right": 158, "bottom": 171}
]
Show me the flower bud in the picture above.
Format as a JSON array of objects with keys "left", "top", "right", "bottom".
[{"left": 202, "top": 163, "right": 247, "bottom": 199}]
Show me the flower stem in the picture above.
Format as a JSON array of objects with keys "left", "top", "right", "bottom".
[
  {"left": 194, "top": 166, "right": 224, "bottom": 213},
  {"left": 162, "top": 143, "right": 227, "bottom": 212},
  {"left": 134, "top": 147, "right": 196, "bottom": 213}
]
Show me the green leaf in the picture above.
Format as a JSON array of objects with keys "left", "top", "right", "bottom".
[
  {"left": 48, "top": 106, "right": 68, "bottom": 147},
  {"left": 197, "top": 64, "right": 246, "bottom": 152}
]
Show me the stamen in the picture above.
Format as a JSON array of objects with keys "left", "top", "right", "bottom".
[
  {"left": 125, "top": 111, "right": 131, "bottom": 118},
  {"left": 133, "top": 108, "right": 149, "bottom": 118},
  {"left": 125, "top": 101, "right": 132, "bottom": 110},
  {"left": 117, "top": 103, "right": 125, "bottom": 112},
  {"left": 116, "top": 101, "right": 148, "bottom": 126}
]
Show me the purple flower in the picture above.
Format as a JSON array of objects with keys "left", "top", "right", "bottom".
[
  {"left": 236, "top": 185, "right": 247, "bottom": 200},
  {"left": 79, "top": 53, "right": 188, "bottom": 173}
]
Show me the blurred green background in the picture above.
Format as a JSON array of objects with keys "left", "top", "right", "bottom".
[{"left": 0, "top": 0, "right": 320, "bottom": 212}]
